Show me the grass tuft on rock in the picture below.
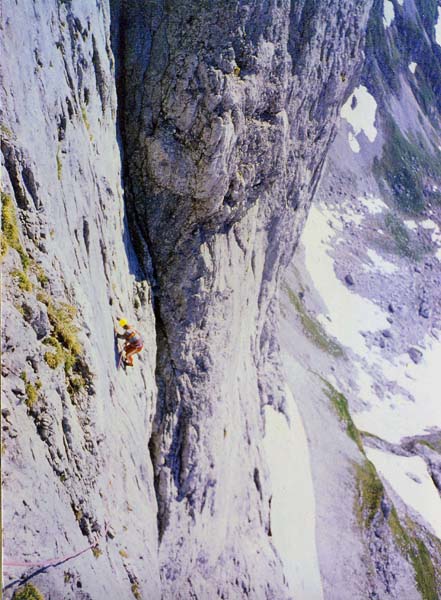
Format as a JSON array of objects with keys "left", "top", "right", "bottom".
[
  {"left": 56, "top": 146, "right": 63, "bottom": 181},
  {"left": 131, "top": 583, "right": 141, "bottom": 600},
  {"left": 1, "top": 192, "right": 30, "bottom": 269},
  {"left": 13, "top": 583, "right": 45, "bottom": 600},
  {"left": 389, "top": 509, "right": 438, "bottom": 600},
  {"left": 43, "top": 336, "right": 65, "bottom": 369},
  {"left": 355, "top": 459, "right": 384, "bottom": 528},
  {"left": 24, "top": 381, "right": 39, "bottom": 409},
  {"left": 10, "top": 269, "right": 33, "bottom": 292},
  {"left": 92, "top": 546, "right": 102, "bottom": 559},
  {"left": 322, "top": 379, "right": 363, "bottom": 452},
  {"left": 285, "top": 285, "right": 344, "bottom": 357},
  {"left": 37, "top": 292, "right": 81, "bottom": 356}
]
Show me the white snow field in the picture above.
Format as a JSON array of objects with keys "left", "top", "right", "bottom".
[
  {"left": 300, "top": 202, "right": 440, "bottom": 443},
  {"left": 404, "top": 219, "right": 418, "bottom": 231},
  {"left": 436, "top": 7, "right": 441, "bottom": 46},
  {"left": 302, "top": 205, "right": 389, "bottom": 356},
  {"left": 383, "top": 0, "right": 395, "bottom": 28},
  {"left": 365, "top": 447, "right": 441, "bottom": 539},
  {"left": 354, "top": 336, "right": 441, "bottom": 443},
  {"left": 365, "top": 248, "right": 398, "bottom": 275},
  {"left": 264, "top": 385, "right": 324, "bottom": 600},
  {"left": 408, "top": 62, "right": 417, "bottom": 74},
  {"left": 341, "top": 86, "right": 378, "bottom": 152},
  {"left": 361, "top": 194, "right": 388, "bottom": 214}
]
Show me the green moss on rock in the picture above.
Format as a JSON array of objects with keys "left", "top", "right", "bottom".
[
  {"left": 375, "top": 119, "right": 441, "bottom": 214},
  {"left": 389, "top": 509, "right": 438, "bottom": 600},
  {"left": 285, "top": 285, "right": 344, "bottom": 357},
  {"left": 1, "top": 192, "right": 30, "bottom": 269},
  {"left": 355, "top": 459, "right": 384, "bottom": 527},
  {"left": 13, "top": 583, "right": 45, "bottom": 600},
  {"left": 37, "top": 292, "right": 81, "bottom": 357},
  {"left": 322, "top": 379, "right": 363, "bottom": 452},
  {"left": 10, "top": 268, "right": 33, "bottom": 292}
]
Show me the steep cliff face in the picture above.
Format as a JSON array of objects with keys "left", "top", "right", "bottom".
[
  {"left": 1, "top": 2, "right": 160, "bottom": 598},
  {"left": 111, "top": 1, "right": 372, "bottom": 597},
  {"left": 12, "top": 1, "right": 441, "bottom": 599}
]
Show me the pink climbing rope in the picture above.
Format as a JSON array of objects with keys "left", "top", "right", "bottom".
[{"left": 3, "top": 541, "right": 98, "bottom": 569}]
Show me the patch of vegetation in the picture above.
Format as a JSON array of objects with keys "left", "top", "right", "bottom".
[
  {"left": 39, "top": 296, "right": 90, "bottom": 396},
  {"left": 414, "top": 0, "right": 438, "bottom": 36},
  {"left": 43, "top": 336, "right": 65, "bottom": 369},
  {"left": 56, "top": 146, "right": 62, "bottom": 181},
  {"left": 20, "top": 372, "right": 42, "bottom": 409},
  {"left": 355, "top": 459, "right": 384, "bottom": 528},
  {"left": 322, "top": 379, "right": 364, "bottom": 452},
  {"left": 384, "top": 213, "right": 428, "bottom": 260},
  {"left": 72, "top": 506, "right": 83, "bottom": 522},
  {"left": 285, "top": 285, "right": 344, "bottom": 357},
  {"left": 418, "top": 440, "right": 436, "bottom": 451},
  {"left": 364, "top": 0, "right": 400, "bottom": 94},
  {"left": 10, "top": 268, "right": 33, "bottom": 292},
  {"left": 374, "top": 119, "right": 441, "bottom": 213},
  {"left": 389, "top": 509, "right": 438, "bottom": 600},
  {"left": 25, "top": 381, "right": 39, "bottom": 409},
  {"left": 131, "top": 583, "right": 141, "bottom": 600},
  {"left": 0, "top": 123, "right": 13, "bottom": 137},
  {"left": 1, "top": 192, "right": 30, "bottom": 269},
  {"left": 92, "top": 546, "right": 102, "bottom": 559},
  {"left": 119, "top": 549, "right": 129, "bottom": 558},
  {"left": 35, "top": 264, "right": 49, "bottom": 287},
  {"left": 13, "top": 583, "right": 45, "bottom": 600},
  {"left": 37, "top": 292, "right": 81, "bottom": 356},
  {"left": 67, "top": 374, "right": 86, "bottom": 395},
  {"left": 80, "top": 105, "right": 94, "bottom": 141},
  {"left": 233, "top": 65, "right": 241, "bottom": 77}
]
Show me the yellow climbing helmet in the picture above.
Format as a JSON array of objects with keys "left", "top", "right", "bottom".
[{"left": 119, "top": 318, "right": 128, "bottom": 327}]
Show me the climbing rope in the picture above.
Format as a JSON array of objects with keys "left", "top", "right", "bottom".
[{"left": 3, "top": 539, "right": 98, "bottom": 569}]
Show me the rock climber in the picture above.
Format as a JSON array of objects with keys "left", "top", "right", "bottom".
[{"left": 114, "top": 318, "right": 144, "bottom": 367}]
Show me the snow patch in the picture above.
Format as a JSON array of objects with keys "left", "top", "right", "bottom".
[
  {"left": 365, "top": 448, "right": 441, "bottom": 539},
  {"left": 341, "top": 86, "right": 377, "bottom": 152},
  {"left": 263, "top": 385, "right": 323, "bottom": 599},
  {"left": 354, "top": 336, "right": 441, "bottom": 443},
  {"left": 436, "top": 7, "right": 441, "bottom": 46},
  {"left": 408, "top": 62, "right": 417, "bottom": 74},
  {"left": 383, "top": 0, "right": 395, "bottom": 27},
  {"left": 404, "top": 219, "right": 418, "bottom": 231},
  {"left": 300, "top": 201, "right": 440, "bottom": 444},
  {"left": 361, "top": 195, "right": 388, "bottom": 214},
  {"left": 419, "top": 219, "right": 441, "bottom": 244},
  {"left": 301, "top": 205, "right": 389, "bottom": 356},
  {"left": 365, "top": 248, "right": 398, "bottom": 275},
  {"left": 420, "top": 218, "right": 439, "bottom": 230}
]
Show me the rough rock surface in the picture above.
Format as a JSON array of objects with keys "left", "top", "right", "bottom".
[
  {"left": 112, "top": 1, "right": 372, "bottom": 597},
  {"left": 4, "top": 0, "right": 440, "bottom": 599},
  {"left": 1, "top": 2, "right": 159, "bottom": 598}
]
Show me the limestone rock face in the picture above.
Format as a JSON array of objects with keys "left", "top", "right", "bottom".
[
  {"left": 1, "top": 2, "right": 159, "bottom": 598},
  {"left": 2, "top": 1, "right": 374, "bottom": 599},
  {"left": 113, "top": 1, "right": 372, "bottom": 597}
]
